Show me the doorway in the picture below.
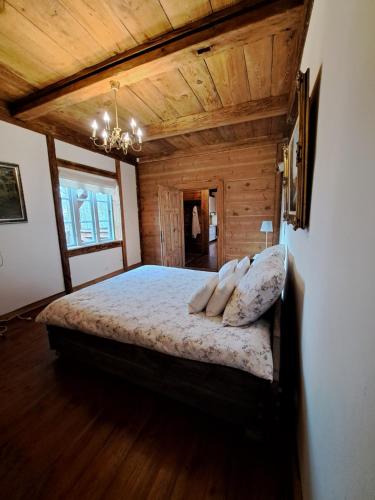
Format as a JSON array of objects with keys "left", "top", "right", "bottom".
[
  {"left": 183, "top": 189, "right": 218, "bottom": 271},
  {"left": 158, "top": 181, "right": 223, "bottom": 270}
]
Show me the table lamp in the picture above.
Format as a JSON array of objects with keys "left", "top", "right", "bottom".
[{"left": 260, "top": 220, "right": 273, "bottom": 248}]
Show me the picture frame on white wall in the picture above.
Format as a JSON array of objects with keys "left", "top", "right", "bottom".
[
  {"left": 282, "top": 68, "right": 310, "bottom": 230},
  {"left": 0, "top": 162, "right": 28, "bottom": 224}
]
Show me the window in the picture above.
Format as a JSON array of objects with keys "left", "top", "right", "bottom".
[{"left": 58, "top": 166, "right": 120, "bottom": 249}]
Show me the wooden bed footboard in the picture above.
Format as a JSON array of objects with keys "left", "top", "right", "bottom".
[{"left": 47, "top": 299, "right": 283, "bottom": 438}]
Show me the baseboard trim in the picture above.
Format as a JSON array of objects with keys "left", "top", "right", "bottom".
[
  {"left": 73, "top": 268, "right": 125, "bottom": 292},
  {"left": 0, "top": 292, "right": 66, "bottom": 321}
]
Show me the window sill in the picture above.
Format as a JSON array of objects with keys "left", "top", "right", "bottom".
[{"left": 66, "top": 240, "right": 122, "bottom": 257}]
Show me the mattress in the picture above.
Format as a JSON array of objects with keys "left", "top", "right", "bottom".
[{"left": 37, "top": 265, "right": 273, "bottom": 381}]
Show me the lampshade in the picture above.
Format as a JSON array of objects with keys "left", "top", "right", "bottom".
[{"left": 260, "top": 220, "right": 273, "bottom": 233}]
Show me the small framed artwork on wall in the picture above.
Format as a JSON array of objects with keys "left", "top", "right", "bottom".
[
  {"left": 283, "top": 68, "right": 310, "bottom": 230},
  {"left": 0, "top": 162, "right": 28, "bottom": 224}
]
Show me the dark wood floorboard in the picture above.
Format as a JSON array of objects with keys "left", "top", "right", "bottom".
[
  {"left": 185, "top": 241, "right": 217, "bottom": 271},
  {"left": 0, "top": 313, "right": 292, "bottom": 500}
]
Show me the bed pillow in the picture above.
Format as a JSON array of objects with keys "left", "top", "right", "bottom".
[
  {"left": 206, "top": 258, "right": 250, "bottom": 317},
  {"left": 252, "top": 244, "right": 286, "bottom": 266},
  {"left": 234, "top": 256, "right": 251, "bottom": 280},
  {"left": 218, "top": 259, "right": 238, "bottom": 280},
  {"left": 188, "top": 274, "right": 219, "bottom": 313},
  {"left": 206, "top": 273, "right": 238, "bottom": 317},
  {"left": 223, "top": 255, "right": 285, "bottom": 326}
]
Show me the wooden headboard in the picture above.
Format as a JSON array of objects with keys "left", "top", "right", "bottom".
[{"left": 271, "top": 298, "right": 282, "bottom": 385}]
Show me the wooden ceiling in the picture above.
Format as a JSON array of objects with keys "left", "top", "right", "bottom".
[{"left": 0, "top": 0, "right": 306, "bottom": 163}]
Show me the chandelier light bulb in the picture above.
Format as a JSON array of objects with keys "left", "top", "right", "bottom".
[
  {"left": 91, "top": 120, "right": 98, "bottom": 137},
  {"left": 90, "top": 81, "right": 142, "bottom": 156}
]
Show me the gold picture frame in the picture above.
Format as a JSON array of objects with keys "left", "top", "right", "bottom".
[
  {"left": 0, "top": 162, "right": 28, "bottom": 224},
  {"left": 283, "top": 69, "right": 310, "bottom": 230}
]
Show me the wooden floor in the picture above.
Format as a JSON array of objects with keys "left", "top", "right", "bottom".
[
  {"left": 0, "top": 313, "right": 292, "bottom": 500},
  {"left": 185, "top": 241, "right": 218, "bottom": 271}
]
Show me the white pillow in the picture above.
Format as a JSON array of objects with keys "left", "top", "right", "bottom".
[
  {"left": 234, "top": 256, "right": 250, "bottom": 280},
  {"left": 218, "top": 259, "right": 238, "bottom": 280},
  {"left": 252, "top": 244, "right": 286, "bottom": 266},
  {"left": 206, "top": 273, "right": 238, "bottom": 317},
  {"left": 188, "top": 275, "right": 219, "bottom": 313},
  {"left": 206, "top": 258, "right": 249, "bottom": 317},
  {"left": 223, "top": 255, "right": 285, "bottom": 326}
]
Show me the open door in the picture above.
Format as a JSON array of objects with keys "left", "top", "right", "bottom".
[{"left": 158, "top": 185, "right": 184, "bottom": 267}]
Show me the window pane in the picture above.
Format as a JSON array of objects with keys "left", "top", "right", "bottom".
[
  {"left": 78, "top": 195, "right": 95, "bottom": 244},
  {"left": 64, "top": 222, "right": 76, "bottom": 247},
  {"left": 60, "top": 185, "right": 69, "bottom": 198},
  {"left": 59, "top": 180, "right": 116, "bottom": 248}
]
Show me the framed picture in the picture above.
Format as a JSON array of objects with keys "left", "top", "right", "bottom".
[
  {"left": 0, "top": 162, "right": 28, "bottom": 224},
  {"left": 283, "top": 69, "right": 310, "bottom": 229}
]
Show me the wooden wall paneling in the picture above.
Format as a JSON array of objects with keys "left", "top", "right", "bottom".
[
  {"left": 134, "top": 164, "right": 144, "bottom": 264},
  {"left": 244, "top": 36, "right": 273, "bottom": 100},
  {"left": 46, "top": 135, "right": 72, "bottom": 293},
  {"left": 205, "top": 47, "right": 250, "bottom": 106},
  {"left": 138, "top": 144, "right": 278, "bottom": 264},
  {"left": 273, "top": 170, "right": 283, "bottom": 244},
  {"left": 116, "top": 160, "right": 128, "bottom": 271},
  {"left": 140, "top": 134, "right": 285, "bottom": 163},
  {"left": 201, "top": 189, "right": 210, "bottom": 254}
]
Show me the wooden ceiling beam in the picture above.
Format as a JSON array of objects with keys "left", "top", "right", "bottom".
[
  {"left": 139, "top": 133, "right": 287, "bottom": 163},
  {"left": 143, "top": 94, "right": 288, "bottom": 141},
  {"left": 11, "top": 0, "right": 303, "bottom": 121}
]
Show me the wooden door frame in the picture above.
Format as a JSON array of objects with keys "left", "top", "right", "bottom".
[
  {"left": 158, "top": 185, "right": 185, "bottom": 267},
  {"left": 174, "top": 180, "right": 224, "bottom": 269}
]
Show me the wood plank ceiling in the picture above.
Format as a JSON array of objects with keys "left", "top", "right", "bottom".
[{"left": 0, "top": 0, "right": 304, "bottom": 161}]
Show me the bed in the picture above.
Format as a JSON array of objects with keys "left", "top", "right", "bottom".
[{"left": 37, "top": 265, "right": 282, "bottom": 437}]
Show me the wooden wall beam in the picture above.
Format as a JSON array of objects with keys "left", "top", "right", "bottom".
[
  {"left": 116, "top": 159, "right": 128, "bottom": 271},
  {"left": 11, "top": 0, "right": 303, "bottom": 121},
  {"left": 143, "top": 95, "right": 288, "bottom": 141},
  {"left": 46, "top": 135, "right": 72, "bottom": 293},
  {"left": 140, "top": 133, "right": 286, "bottom": 163}
]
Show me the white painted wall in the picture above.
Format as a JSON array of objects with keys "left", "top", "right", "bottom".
[
  {"left": 0, "top": 123, "right": 142, "bottom": 314},
  {"left": 55, "top": 140, "right": 115, "bottom": 173},
  {"left": 0, "top": 122, "right": 64, "bottom": 315},
  {"left": 120, "top": 161, "right": 141, "bottom": 266},
  {"left": 69, "top": 247, "right": 123, "bottom": 287},
  {"left": 280, "top": 1, "right": 375, "bottom": 499},
  {"left": 56, "top": 142, "right": 141, "bottom": 286}
]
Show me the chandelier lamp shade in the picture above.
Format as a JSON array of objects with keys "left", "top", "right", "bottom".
[{"left": 90, "top": 80, "right": 143, "bottom": 156}]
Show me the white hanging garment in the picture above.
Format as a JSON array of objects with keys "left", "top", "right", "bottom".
[{"left": 192, "top": 205, "right": 201, "bottom": 239}]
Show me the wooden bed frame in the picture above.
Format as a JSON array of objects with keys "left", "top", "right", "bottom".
[{"left": 47, "top": 299, "right": 282, "bottom": 438}]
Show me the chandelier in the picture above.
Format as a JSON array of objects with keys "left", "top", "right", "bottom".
[{"left": 90, "top": 80, "right": 143, "bottom": 155}]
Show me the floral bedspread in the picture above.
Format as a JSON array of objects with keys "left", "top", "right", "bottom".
[{"left": 37, "top": 265, "right": 273, "bottom": 381}]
